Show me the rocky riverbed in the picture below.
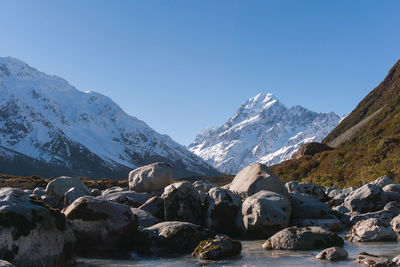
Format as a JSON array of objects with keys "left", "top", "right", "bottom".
[{"left": 1, "top": 162, "right": 400, "bottom": 266}]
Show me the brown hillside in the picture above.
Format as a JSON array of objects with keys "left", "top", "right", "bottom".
[{"left": 271, "top": 59, "right": 400, "bottom": 187}]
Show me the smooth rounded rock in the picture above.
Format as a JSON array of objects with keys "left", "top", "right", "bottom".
[
  {"left": 129, "top": 162, "right": 172, "bottom": 193},
  {"left": 345, "top": 218, "right": 397, "bottom": 242},
  {"left": 316, "top": 247, "right": 348, "bottom": 261},
  {"left": 45, "top": 176, "right": 90, "bottom": 207},
  {"left": 192, "top": 235, "right": 242, "bottom": 260}
]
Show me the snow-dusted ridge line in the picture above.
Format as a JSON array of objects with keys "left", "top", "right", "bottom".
[
  {"left": 0, "top": 56, "right": 217, "bottom": 178},
  {"left": 188, "top": 92, "right": 341, "bottom": 174}
]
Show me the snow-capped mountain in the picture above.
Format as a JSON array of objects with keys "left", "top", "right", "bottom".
[
  {"left": 0, "top": 57, "right": 218, "bottom": 179},
  {"left": 188, "top": 93, "right": 341, "bottom": 174}
]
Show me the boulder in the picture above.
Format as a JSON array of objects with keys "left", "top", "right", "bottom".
[
  {"left": 99, "top": 191, "right": 151, "bottom": 208},
  {"left": 192, "top": 180, "right": 218, "bottom": 194},
  {"left": 285, "top": 181, "right": 327, "bottom": 201},
  {"left": 229, "top": 163, "right": 289, "bottom": 200},
  {"left": 262, "top": 226, "right": 343, "bottom": 250},
  {"left": 369, "top": 175, "right": 394, "bottom": 188},
  {"left": 138, "top": 196, "right": 164, "bottom": 220},
  {"left": 205, "top": 187, "right": 243, "bottom": 235},
  {"left": 140, "top": 221, "right": 211, "bottom": 255},
  {"left": 101, "top": 186, "right": 125, "bottom": 196},
  {"left": 130, "top": 208, "right": 159, "bottom": 228},
  {"left": 291, "top": 215, "right": 343, "bottom": 232},
  {"left": 345, "top": 218, "right": 397, "bottom": 242},
  {"left": 391, "top": 215, "right": 400, "bottom": 233},
  {"left": 63, "top": 196, "right": 138, "bottom": 255},
  {"left": 0, "top": 188, "right": 75, "bottom": 266},
  {"left": 129, "top": 162, "right": 172, "bottom": 193},
  {"left": 32, "top": 187, "right": 45, "bottom": 197},
  {"left": 316, "top": 247, "right": 348, "bottom": 261},
  {"left": 290, "top": 192, "right": 319, "bottom": 207},
  {"left": 161, "top": 182, "right": 203, "bottom": 225},
  {"left": 291, "top": 142, "right": 333, "bottom": 159},
  {"left": 383, "top": 183, "right": 400, "bottom": 193},
  {"left": 192, "top": 235, "right": 242, "bottom": 260},
  {"left": 356, "top": 252, "right": 393, "bottom": 266},
  {"left": 393, "top": 255, "right": 400, "bottom": 265},
  {"left": 45, "top": 176, "right": 90, "bottom": 207},
  {"left": 343, "top": 184, "right": 386, "bottom": 213},
  {"left": 242, "top": 190, "right": 291, "bottom": 238},
  {"left": 90, "top": 188, "right": 101, "bottom": 197},
  {"left": 64, "top": 187, "right": 88, "bottom": 207}
]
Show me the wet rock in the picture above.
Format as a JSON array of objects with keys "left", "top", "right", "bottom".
[
  {"left": 345, "top": 218, "right": 397, "bottom": 242},
  {"left": 242, "top": 190, "right": 291, "bottom": 238},
  {"left": 99, "top": 191, "right": 151, "bottom": 208},
  {"left": 129, "top": 162, "right": 172, "bottom": 193},
  {"left": 356, "top": 252, "right": 393, "bottom": 267},
  {"left": 205, "top": 187, "right": 243, "bottom": 235},
  {"left": 161, "top": 182, "right": 203, "bottom": 225},
  {"left": 192, "top": 235, "right": 242, "bottom": 260},
  {"left": 0, "top": 188, "right": 76, "bottom": 266},
  {"left": 140, "top": 221, "right": 211, "bottom": 255},
  {"left": 45, "top": 176, "right": 90, "bottom": 207},
  {"left": 229, "top": 163, "right": 289, "bottom": 200},
  {"left": 63, "top": 196, "right": 138, "bottom": 255},
  {"left": 262, "top": 226, "right": 343, "bottom": 250},
  {"left": 343, "top": 184, "right": 386, "bottom": 213},
  {"left": 139, "top": 196, "right": 164, "bottom": 220},
  {"left": 316, "top": 246, "right": 348, "bottom": 261}
]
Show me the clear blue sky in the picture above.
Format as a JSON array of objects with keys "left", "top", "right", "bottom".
[{"left": 1, "top": 1, "right": 399, "bottom": 145}]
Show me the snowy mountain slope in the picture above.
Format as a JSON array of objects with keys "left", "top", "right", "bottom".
[
  {"left": 188, "top": 93, "right": 341, "bottom": 174},
  {"left": 0, "top": 57, "right": 218, "bottom": 179}
]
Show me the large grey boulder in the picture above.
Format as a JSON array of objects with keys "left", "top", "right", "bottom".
[
  {"left": 242, "top": 190, "right": 291, "bottom": 238},
  {"left": 140, "top": 221, "right": 211, "bottom": 255},
  {"left": 129, "top": 162, "right": 172, "bottom": 193},
  {"left": 262, "top": 226, "right": 343, "bottom": 250},
  {"left": 285, "top": 181, "right": 327, "bottom": 201},
  {"left": 192, "top": 235, "right": 242, "bottom": 260},
  {"left": 45, "top": 176, "right": 90, "bottom": 207},
  {"left": 229, "top": 163, "right": 289, "bottom": 200},
  {"left": 64, "top": 187, "right": 88, "bottom": 207},
  {"left": 290, "top": 192, "right": 319, "bottom": 207},
  {"left": 391, "top": 215, "right": 400, "bottom": 234},
  {"left": 0, "top": 188, "right": 76, "bottom": 266},
  {"left": 343, "top": 184, "right": 386, "bottom": 213},
  {"left": 316, "top": 247, "right": 348, "bottom": 261},
  {"left": 369, "top": 175, "right": 394, "bottom": 188},
  {"left": 98, "top": 191, "right": 151, "bottom": 208},
  {"left": 345, "top": 218, "right": 397, "bottom": 242},
  {"left": 63, "top": 196, "right": 138, "bottom": 255},
  {"left": 356, "top": 252, "right": 393, "bottom": 266},
  {"left": 161, "top": 182, "right": 203, "bottom": 225},
  {"left": 205, "top": 187, "right": 243, "bottom": 235}
]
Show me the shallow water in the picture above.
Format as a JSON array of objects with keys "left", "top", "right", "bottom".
[{"left": 76, "top": 239, "right": 400, "bottom": 267}]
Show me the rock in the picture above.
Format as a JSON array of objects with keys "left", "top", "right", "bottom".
[
  {"left": 205, "top": 187, "right": 243, "bottom": 235},
  {"left": 291, "top": 215, "right": 343, "bottom": 232},
  {"left": 101, "top": 186, "right": 125, "bottom": 196},
  {"left": 192, "top": 180, "right": 218, "bottom": 194},
  {"left": 383, "top": 184, "right": 400, "bottom": 193},
  {"left": 161, "top": 182, "right": 203, "bottom": 225},
  {"left": 345, "top": 218, "right": 397, "bottom": 242},
  {"left": 316, "top": 247, "right": 348, "bottom": 261},
  {"left": 32, "top": 187, "right": 45, "bottom": 197},
  {"left": 64, "top": 187, "right": 88, "bottom": 206},
  {"left": 369, "top": 175, "right": 394, "bottom": 188},
  {"left": 0, "top": 188, "right": 76, "bottom": 266},
  {"left": 291, "top": 142, "right": 333, "bottom": 159},
  {"left": 229, "top": 163, "right": 289, "bottom": 200},
  {"left": 332, "top": 204, "right": 350, "bottom": 214},
  {"left": 356, "top": 252, "right": 393, "bottom": 267},
  {"left": 99, "top": 191, "right": 151, "bottom": 208},
  {"left": 130, "top": 208, "right": 159, "bottom": 228},
  {"left": 0, "top": 260, "right": 14, "bottom": 267},
  {"left": 63, "top": 196, "right": 138, "bottom": 255},
  {"left": 242, "top": 191, "right": 291, "bottom": 238},
  {"left": 393, "top": 255, "right": 400, "bottom": 265},
  {"left": 90, "top": 188, "right": 101, "bottom": 197},
  {"left": 291, "top": 202, "right": 329, "bottom": 219},
  {"left": 384, "top": 201, "right": 400, "bottom": 215},
  {"left": 391, "top": 215, "right": 400, "bottom": 233},
  {"left": 45, "top": 176, "right": 90, "bottom": 207},
  {"left": 262, "top": 226, "right": 343, "bottom": 250},
  {"left": 129, "top": 162, "right": 172, "bottom": 193},
  {"left": 139, "top": 196, "right": 164, "bottom": 220},
  {"left": 349, "top": 209, "right": 393, "bottom": 226},
  {"left": 192, "top": 235, "right": 242, "bottom": 260},
  {"left": 140, "top": 221, "right": 211, "bottom": 255},
  {"left": 285, "top": 181, "right": 327, "bottom": 201},
  {"left": 329, "top": 193, "right": 348, "bottom": 206},
  {"left": 290, "top": 192, "right": 319, "bottom": 207},
  {"left": 343, "top": 184, "right": 386, "bottom": 213},
  {"left": 221, "top": 183, "right": 231, "bottom": 190}
]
